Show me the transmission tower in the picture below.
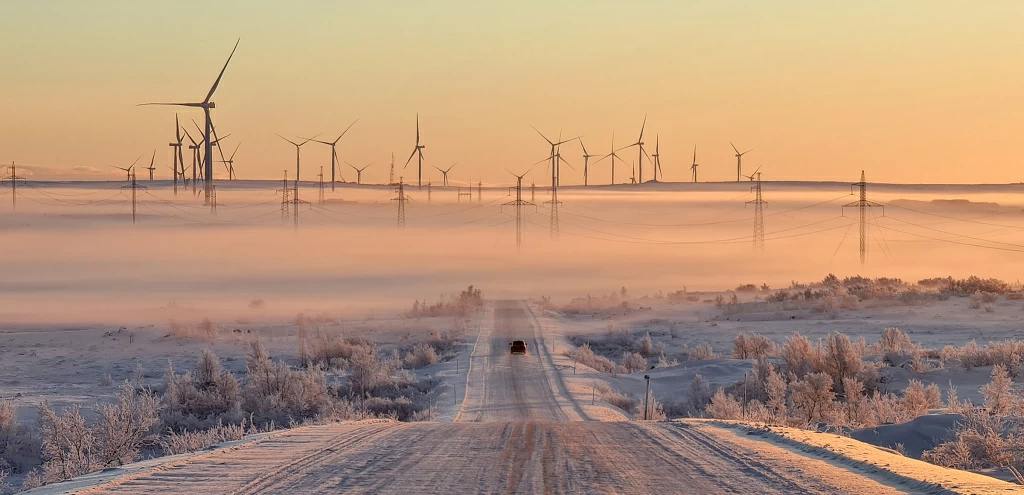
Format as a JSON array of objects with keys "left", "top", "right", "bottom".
[
  {"left": 842, "top": 170, "right": 884, "bottom": 264},
  {"left": 392, "top": 178, "right": 408, "bottom": 227},
  {"left": 389, "top": 152, "right": 396, "bottom": 185},
  {"left": 745, "top": 172, "right": 766, "bottom": 250},
  {"left": 477, "top": 181, "right": 482, "bottom": 203},
  {"left": 317, "top": 166, "right": 325, "bottom": 204},
  {"left": 503, "top": 173, "right": 535, "bottom": 250},
  {"left": 278, "top": 170, "right": 291, "bottom": 222},
  {"left": 531, "top": 182, "right": 535, "bottom": 202},
  {"left": 1, "top": 161, "right": 25, "bottom": 212},
  {"left": 121, "top": 169, "right": 146, "bottom": 224}
]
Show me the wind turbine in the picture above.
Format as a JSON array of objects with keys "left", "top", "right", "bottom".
[
  {"left": 690, "top": 146, "right": 699, "bottom": 183},
  {"left": 169, "top": 114, "right": 185, "bottom": 187},
  {"left": 183, "top": 128, "right": 201, "bottom": 188},
  {"left": 434, "top": 163, "right": 455, "bottom": 187},
  {"left": 113, "top": 156, "right": 140, "bottom": 183},
  {"left": 145, "top": 150, "right": 156, "bottom": 180},
  {"left": 347, "top": 161, "right": 372, "bottom": 184},
  {"left": 595, "top": 132, "right": 628, "bottom": 185},
  {"left": 650, "top": 135, "right": 663, "bottom": 182},
  {"left": 531, "top": 126, "right": 577, "bottom": 196},
  {"left": 743, "top": 165, "right": 762, "bottom": 182},
  {"left": 139, "top": 39, "right": 240, "bottom": 204},
  {"left": 278, "top": 135, "right": 314, "bottom": 185},
  {"left": 403, "top": 114, "right": 425, "bottom": 188},
  {"left": 219, "top": 143, "right": 240, "bottom": 180},
  {"left": 580, "top": 139, "right": 598, "bottom": 186},
  {"left": 731, "top": 142, "right": 752, "bottom": 182},
  {"left": 309, "top": 119, "right": 357, "bottom": 192},
  {"left": 623, "top": 115, "right": 652, "bottom": 183}
]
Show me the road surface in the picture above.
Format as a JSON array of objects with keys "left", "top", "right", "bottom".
[{"left": 67, "top": 301, "right": 956, "bottom": 494}]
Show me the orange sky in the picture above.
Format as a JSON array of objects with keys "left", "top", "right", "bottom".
[{"left": 1, "top": 1, "right": 1022, "bottom": 184}]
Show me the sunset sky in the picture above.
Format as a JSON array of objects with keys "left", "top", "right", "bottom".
[{"left": 1, "top": 1, "right": 1022, "bottom": 184}]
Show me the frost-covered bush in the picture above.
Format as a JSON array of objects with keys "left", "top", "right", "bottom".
[
  {"left": 621, "top": 351, "right": 648, "bottom": 373},
  {"left": 781, "top": 333, "right": 818, "bottom": 378},
  {"left": 706, "top": 389, "right": 743, "bottom": 419},
  {"left": 162, "top": 350, "right": 243, "bottom": 430},
  {"left": 403, "top": 343, "right": 440, "bottom": 369},
  {"left": 570, "top": 343, "right": 619, "bottom": 374},
  {"left": 160, "top": 421, "right": 249, "bottom": 455},
  {"left": 733, "top": 333, "right": 775, "bottom": 359}
]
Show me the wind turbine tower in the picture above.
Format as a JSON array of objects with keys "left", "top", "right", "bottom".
[
  {"left": 625, "top": 116, "right": 650, "bottom": 183},
  {"left": 842, "top": 171, "right": 884, "bottom": 264},
  {"left": 731, "top": 142, "right": 752, "bottom": 182},
  {"left": 146, "top": 150, "right": 157, "bottom": 181},
  {"left": 580, "top": 139, "right": 598, "bottom": 186},
  {"left": 690, "top": 146, "right": 699, "bottom": 182},
  {"left": 169, "top": 115, "right": 184, "bottom": 193},
  {"left": 435, "top": 163, "right": 455, "bottom": 187},
  {"left": 651, "top": 135, "right": 663, "bottom": 182},
  {"left": 140, "top": 39, "right": 240, "bottom": 205},
  {"left": 596, "top": 133, "right": 626, "bottom": 185},
  {"left": 310, "top": 120, "right": 356, "bottom": 192},
  {"left": 403, "top": 114, "right": 426, "bottom": 188},
  {"left": 347, "top": 162, "right": 371, "bottom": 184}
]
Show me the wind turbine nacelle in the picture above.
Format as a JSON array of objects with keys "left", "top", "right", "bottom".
[{"left": 207, "top": 102, "right": 217, "bottom": 109}]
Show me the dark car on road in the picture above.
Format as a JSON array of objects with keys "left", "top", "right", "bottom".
[{"left": 509, "top": 340, "right": 528, "bottom": 355}]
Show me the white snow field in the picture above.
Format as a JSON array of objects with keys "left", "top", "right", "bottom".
[{"left": 26, "top": 301, "right": 1022, "bottom": 495}]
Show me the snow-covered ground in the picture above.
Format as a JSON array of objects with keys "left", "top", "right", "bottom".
[{"left": 23, "top": 300, "right": 1022, "bottom": 494}]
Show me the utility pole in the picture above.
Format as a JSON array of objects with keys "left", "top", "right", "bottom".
[
  {"left": 392, "top": 178, "right": 407, "bottom": 228},
  {"left": 643, "top": 374, "right": 652, "bottom": 420},
  {"left": 746, "top": 172, "right": 766, "bottom": 250},
  {"left": 503, "top": 174, "right": 534, "bottom": 250},
  {"left": 1, "top": 161, "right": 25, "bottom": 212},
  {"left": 842, "top": 170, "right": 884, "bottom": 264}
]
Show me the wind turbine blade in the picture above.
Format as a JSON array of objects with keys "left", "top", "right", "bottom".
[
  {"left": 404, "top": 148, "right": 418, "bottom": 167},
  {"left": 229, "top": 143, "right": 240, "bottom": 160},
  {"left": 149, "top": 150, "right": 156, "bottom": 167},
  {"left": 205, "top": 38, "right": 240, "bottom": 103},
  {"left": 175, "top": 114, "right": 182, "bottom": 141},
  {"left": 276, "top": 134, "right": 299, "bottom": 147},
  {"left": 415, "top": 113, "right": 420, "bottom": 143},
  {"left": 638, "top": 115, "right": 646, "bottom": 141},
  {"left": 530, "top": 125, "right": 554, "bottom": 145},
  {"left": 334, "top": 119, "right": 359, "bottom": 144},
  {"left": 138, "top": 102, "right": 203, "bottom": 107},
  {"left": 730, "top": 142, "right": 739, "bottom": 154}
]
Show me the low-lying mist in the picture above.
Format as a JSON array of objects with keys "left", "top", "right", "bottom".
[{"left": 3, "top": 180, "right": 1023, "bottom": 327}]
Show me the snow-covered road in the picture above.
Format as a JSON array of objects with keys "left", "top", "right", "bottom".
[{"left": 44, "top": 301, "right": 1023, "bottom": 494}]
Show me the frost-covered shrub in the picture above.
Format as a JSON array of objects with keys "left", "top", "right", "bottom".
[
  {"left": 821, "top": 332, "right": 862, "bottom": 392},
  {"left": 162, "top": 350, "right": 243, "bottom": 430},
  {"left": 403, "top": 343, "right": 440, "bottom": 369},
  {"left": 790, "top": 372, "right": 834, "bottom": 423},
  {"left": 707, "top": 389, "right": 742, "bottom": 420},
  {"left": 733, "top": 333, "right": 775, "bottom": 359},
  {"left": 571, "top": 343, "right": 619, "bottom": 373},
  {"left": 621, "top": 351, "right": 648, "bottom": 373},
  {"left": 781, "top": 333, "right": 818, "bottom": 378},
  {"left": 160, "top": 421, "right": 249, "bottom": 455},
  {"left": 0, "top": 400, "right": 40, "bottom": 476}
]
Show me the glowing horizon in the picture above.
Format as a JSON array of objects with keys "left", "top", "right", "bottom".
[{"left": 1, "top": 1, "right": 1022, "bottom": 184}]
